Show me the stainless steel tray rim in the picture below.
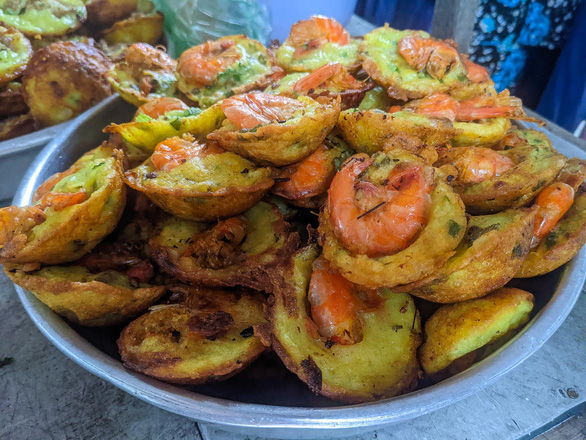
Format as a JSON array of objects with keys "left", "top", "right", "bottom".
[
  {"left": 0, "top": 119, "right": 72, "bottom": 155},
  {"left": 11, "top": 95, "right": 586, "bottom": 437}
]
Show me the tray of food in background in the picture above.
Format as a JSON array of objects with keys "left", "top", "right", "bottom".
[
  {"left": 0, "top": 0, "right": 166, "bottom": 201},
  {"left": 3, "top": 14, "right": 586, "bottom": 439}
]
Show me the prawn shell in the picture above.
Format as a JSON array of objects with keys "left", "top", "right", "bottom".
[
  {"left": 444, "top": 129, "right": 567, "bottom": 214},
  {"left": 4, "top": 264, "right": 165, "bottom": 327},
  {"left": 337, "top": 109, "right": 460, "bottom": 156},
  {"left": 124, "top": 153, "right": 273, "bottom": 221},
  {"left": 0, "top": 147, "right": 126, "bottom": 265},
  {"left": 105, "top": 104, "right": 225, "bottom": 151},
  {"left": 117, "top": 287, "right": 267, "bottom": 384},
  {"left": 271, "top": 135, "right": 352, "bottom": 204},
  {"left": 176, "top": 35, "right": 284, "bottom": 108},
  {"left": 320, "top": 175, "right": 467, "bottom": 289},
  {"left": 260, "top": 245, "right": 421, "bottom": 403},
  {"left": 419, "top": 287, "right": 534, "bottom": 376},
  {"left": 208, "top": 96, "right": 340, "bottom": 166},
  {"left": 101, "top": 12, "right": 165, "bottom": 46},
  {"left": 107, "top": 43, "right": 178, "bottom": 108},
  {"left": 296, "top": 87, "right": 372, "bottom": 111},
  {"left": 397, "top": 207, "right": 537, "bottom": 303},
  {"left": 148, "top": 202, "right": 300, "bottom": 292},
  {"left": 359, "top": 26, "right": 469, "bottom": 101},
  {"left": 451, "top": 117, "right": 511, "bottom": 148},
  {"left": 265, "top": 72, "right": 373, "bottom": 110},
  {"left": 281, "top": 83, "right": 373, "bottom": 110},
  {"left": 516, "top": 185, "right": 586, "bottom": 278}
]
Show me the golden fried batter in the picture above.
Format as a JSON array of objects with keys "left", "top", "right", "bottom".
[{"left": 23, "top": 41, "right": 113, "bottom": 127}]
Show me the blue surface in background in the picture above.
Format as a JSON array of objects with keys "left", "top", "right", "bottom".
[{"left": 355, "top": 0, "right": 435, "bottom": 31}]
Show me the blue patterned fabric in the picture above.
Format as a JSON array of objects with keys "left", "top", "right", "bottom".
[
  {"left": 497, "top": 0, "right": 522, "bottom": 6},
  {"left": 469, "top": 0, "right": 581, "bottom": 90},
  {"left": 518, "top": 3, "right": 550, "bottom": 46}
]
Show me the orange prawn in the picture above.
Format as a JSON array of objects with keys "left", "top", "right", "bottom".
[
  {"left": 398, "top": 92, "right": 524, "bottom": 122},
  {"left": 33, "top": 167, "right": 78, "bottom": 202},
  {"left": 135, "top": 97, "right": 189, "bottom": 120},
  {"left": 122, "top": 43, "right": 176, "bottom": 96},
  {"left": 151, "top": 137, "right": 224, "bottom": 172},
  {"left": 273, "top": 144, "right": 335, "bottom": 200},
  {"left": 446, "top": 147, "right": 515, "bottom": 184},
  {"left": 125, "top": 43, "right": 175, "bottom": 73},
  {"left": 463, "top": 58, "right": 490, "bottom": 83},
  {"left": 292, "top": 63, "right": 364, "bottom": 94},
  {"left": 183, "top": 216, "right": 248, "bottom": 268},
  {"left": 412, "top": 93, "right": 461, "bottom": 121},
  {"left": 32, "top": 167, "right": 93, "bottom": 212},
  {"left": 328, "top": 155, "right": 433, "bottom": 257},
  {"left": 220, "top": 91, "right": 304, "bottom": 130},
  {"left": 457, "top": 94, "right": 523, "bottom": 122},
  {"left": 397, "top": 35, "right": 460, "bottom": 79},
  {"left": 288, "top": 16, "right": 351, "bottom": 57},
  {"left": 177, "top": 39, "right": 241, "bottom": 88},
  {"left": 308, "top": 256, "right": 360, "bottom": 344},
  {"left": 531, "top": 182, "right": 574, "bottom": 246},
  {"left": 0, "top": 189, "right": 89, "bottom": 247},
  {"left": 37, "top": 192, "right": 89, "bottom": 211}
]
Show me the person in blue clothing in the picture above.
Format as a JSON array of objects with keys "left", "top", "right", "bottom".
[
  {"left": 536, "top": 1, "right": 586, "bottom": 134},
  {"left": 468, "top": 0, "right": 582, "bottom": 109}
]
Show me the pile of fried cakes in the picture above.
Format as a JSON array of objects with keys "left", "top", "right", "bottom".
[{"left": 2, "top": 16, "right": 585, "bottom": 404}]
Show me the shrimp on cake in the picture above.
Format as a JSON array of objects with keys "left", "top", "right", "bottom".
[
  {"left": 107, "top": 43, "right": 177, "bottom": 107},
  {"left": 436, "top": 130, "right": 566, "bottom": 214},
  {"left": 124, "top": 135, "right": 273, "bottom": 220},
  {"left": 319, "top": 147, "right": 466, "bottom": 288},
  {"left": 266, "top": 62, "right": 373, "bottom": 109},
  {"left": 176, "top": 35, "right": 283, "bottom": 107},
  {"left": 260, "top": 245, "right": 422, "bottom": 403},
  {"left": 276, "top": 16, "right": 360, "bottom": 72},
  {"left": 517, "top": 159, "right": 586, "bottom": 278},
  {"left": 272, "top": 135, "right": 352, "bottom": 209},
  {"left": 394, "top": 91, "right": 535, "bottom": 147},
  {"left": 359, "top": 26, "right": 469, "bottom": 101},
  {"left": 0, "top": 146, "right": 126, "bottom": 265},
  {"left": 208, "top": 91, "right": 340, "bottom": 166}
]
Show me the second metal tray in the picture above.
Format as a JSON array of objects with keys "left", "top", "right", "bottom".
[{"left": 0, "top": 121, "right": 71, "bottom": 202}]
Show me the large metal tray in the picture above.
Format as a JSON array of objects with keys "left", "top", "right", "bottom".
[{"left": 10, "top": 95, "right": 586, "bottom": 438}]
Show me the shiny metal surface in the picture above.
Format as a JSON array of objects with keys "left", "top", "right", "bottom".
[
  {"left": 11, "top": 95, "right": 586, "bottom": 438},
  {"left": 0, "top": 120, "right": 71, "bottom": 202}
]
